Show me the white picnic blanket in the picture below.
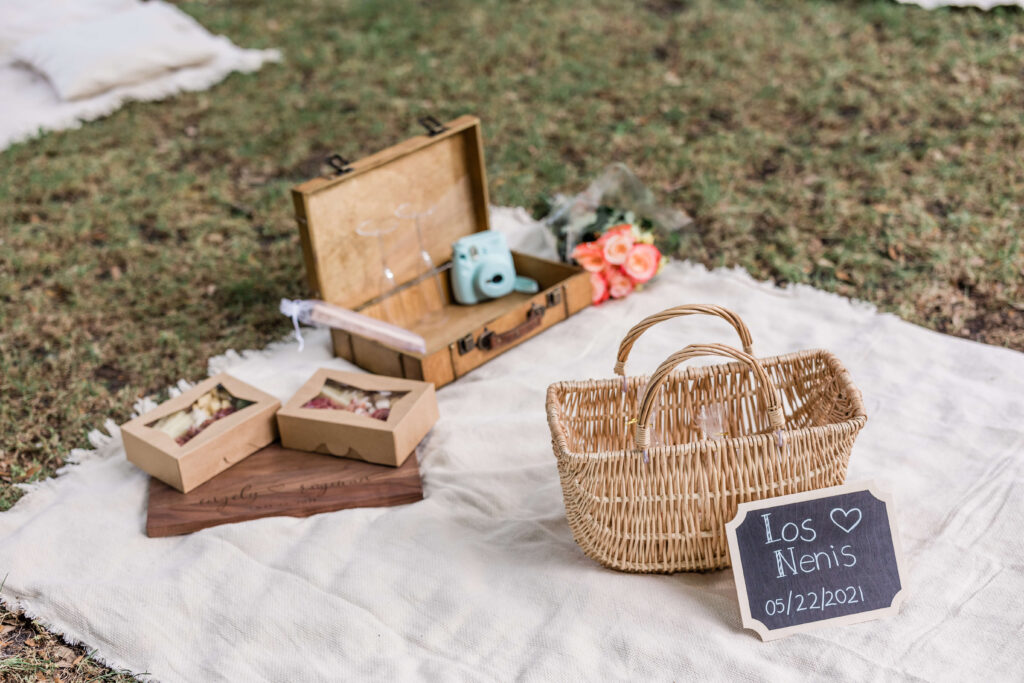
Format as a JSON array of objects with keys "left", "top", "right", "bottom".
[
  {"left": 0, "top": 0, "right": 279, "bottom": 151},
  {"left": 1, "top": 212, "right": 1022, "bottom": 681}
]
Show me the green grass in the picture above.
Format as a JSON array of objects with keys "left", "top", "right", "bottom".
[
  {"left": 0, "top": 654, "right": 137, "bottom": 682},
  {"left": 0, "top": 611, "right": 139, "bottom": 682},
  {"left": 1, "top": 0, "right": 1023, "bottom": 677}
]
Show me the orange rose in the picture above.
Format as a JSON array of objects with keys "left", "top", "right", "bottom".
[
  {"left": 571, "top": 241, "right": 606, "bottom": 272},
  {"left": 623, "top": 243, "right": 661, "bottom": 283},
  {"left": 606, "top": 266, "right": 635, "bottom": 299},
  {"left": 590, "top": 271, "right": 609, "bottom": 305},
  {"left": 601, "top": 230, "right": 634, "bottom": 265},
  {"left": 597, "top": 223, "right": 634, "bottom": 244}
]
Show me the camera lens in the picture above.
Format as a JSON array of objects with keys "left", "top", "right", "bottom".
[{"left": 475, "top": 260, "right": 516, "bottom": 299}]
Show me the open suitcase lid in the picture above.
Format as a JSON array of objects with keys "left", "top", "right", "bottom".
[{"left": 291, "top": 115, "right": 491, "bottom": 310}]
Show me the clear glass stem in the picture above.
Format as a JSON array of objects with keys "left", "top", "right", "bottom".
[
  {"left": 377, "top": 232, "right": 400, "bottom": 322},
  {"left": 415, "top": 217, "right": 447, "bottom": 318}
]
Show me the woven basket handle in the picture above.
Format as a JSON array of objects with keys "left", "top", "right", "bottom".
[
  {"left": 634, "top": 342, "right": 784, "bottom": 450},
  {"left": 614, "top": 305, "right": 754, "bottom": 377}
]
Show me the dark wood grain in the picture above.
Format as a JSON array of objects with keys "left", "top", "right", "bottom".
[{"left": 146, "top": 442, "right": 423, "bottom": 537}]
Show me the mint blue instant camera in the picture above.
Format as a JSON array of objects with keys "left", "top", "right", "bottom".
[{"left": 450, "top": 231, "right": 539, "bottom": 305}]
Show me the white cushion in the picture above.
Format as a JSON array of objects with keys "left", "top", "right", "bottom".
[
  {"left": 0, "top": 0, "right": 137, "bottom": 58},
  {"left": 10, "top": 1, "right": 221, "bottom": 101}
]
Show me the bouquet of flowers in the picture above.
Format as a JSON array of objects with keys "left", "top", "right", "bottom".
[{"left": 571, "top": 223, "right": 663, "bottom": 304}]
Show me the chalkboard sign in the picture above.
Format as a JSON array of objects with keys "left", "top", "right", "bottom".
[{"left": 725, "top": 481, "right": 906, "bottom": 641}]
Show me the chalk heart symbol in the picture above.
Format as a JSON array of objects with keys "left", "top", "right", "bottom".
[{"left": 830, "top": 507, "right": 862, "bottom": 534}]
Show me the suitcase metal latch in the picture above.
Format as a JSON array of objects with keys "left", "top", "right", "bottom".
[
  {"left": 546, "top": 289, "right": 562, "bottom": 308},
  {"left": 418, "top": 115, "right": 448, "bottom": 137},
  {"left": 457, "top": 333, "right": 475, "bottom": 355},
  {"left": 325, "top": 153, "right": 353, "bottom": 176}
]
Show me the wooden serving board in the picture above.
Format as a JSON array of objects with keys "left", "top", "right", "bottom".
[{"left": 146, "top": 442, "right": 423, "bottom": 537}]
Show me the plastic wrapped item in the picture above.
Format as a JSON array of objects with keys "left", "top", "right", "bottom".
[
  {"left": 697, "top": 404, "right": 729, "bottom": 441},
  {"left": 279, "top": 299, "right": 427, "bottom": 354},
  {"left": 543, "top": 163, "right": 692, "bottom": 262}
]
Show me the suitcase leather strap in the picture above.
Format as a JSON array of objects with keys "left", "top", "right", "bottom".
[{"left": 478, "top": 303, "right": 545, "bottom": 352}]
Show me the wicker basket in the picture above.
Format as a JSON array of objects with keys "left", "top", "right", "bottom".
[{"left": 546, "top": 305, "right": 866, "bottom": 573}]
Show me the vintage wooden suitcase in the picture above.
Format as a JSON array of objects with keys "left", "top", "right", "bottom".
[{"left": 291, "top": 115, "right": 591, "bottom": 387}]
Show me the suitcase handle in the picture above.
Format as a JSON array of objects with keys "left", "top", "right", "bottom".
[
  {"left": 478, "top": 304, "right": 545, "bottom": 352},
  {"left": 614, "top": 304, "right": 754, "bottom": 377},
  {"left": 634, "top": 343, "right": 784, "bottom": 451}
]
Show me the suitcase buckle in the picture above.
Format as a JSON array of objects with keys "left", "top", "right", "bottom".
[
  {"left": 325, "top": 153, "right": 353, "bottom": 176},
  {"left": 418, "top": 115, "right": 448, "bottom": 137},
  {"left": 457, "top": 333, "right": 476, "bottom": 355}
]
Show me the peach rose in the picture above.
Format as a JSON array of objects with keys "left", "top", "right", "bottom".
[
  {"left": 571, "top": 241, "right": 606, "bottom": 272},
  {"left": 601, "top": 230, "right": 634, "bottom": 265},
  {"left": 597, "top": 223, "right": 634, "bottom": 244},
  {"left": 606, "top": 266, "right": 635, "bottom": 299},
  {"left": 590, "top": 271, "right": 609, "bottom": 305},
  {"left": 623, "top": 243, "right": 661, "bottom": 283}
]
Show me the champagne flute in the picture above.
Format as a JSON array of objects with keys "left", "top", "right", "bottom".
[
  {"left": 395, "top": 202, "right": 447, "bottom": 323},
  {"left": 355, "top": 218, "right": 403, "bottom": 324}
]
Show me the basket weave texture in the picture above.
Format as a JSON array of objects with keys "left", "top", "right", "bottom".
[{"left": 546, "top": 305, "right": 866, "bottom": 573}]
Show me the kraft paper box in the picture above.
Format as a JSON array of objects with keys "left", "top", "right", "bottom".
[
  {"left": 276, "top": 368, "right": 439, "bottom": 467},
  {"left": 121, "top": 373, "right": 280, "bottom": 493}
]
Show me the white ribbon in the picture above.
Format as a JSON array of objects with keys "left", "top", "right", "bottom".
[{"left": 279, "top": 298, "right": 306, "bottom": 351}]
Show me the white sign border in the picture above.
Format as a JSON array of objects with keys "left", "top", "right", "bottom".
[{"left": 724, "top": 480, "right": 908, "bottom": 642}]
